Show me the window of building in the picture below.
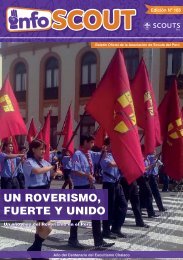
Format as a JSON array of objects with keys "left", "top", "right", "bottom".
[
  {"left": 123, "top": 49, "right": 139, "bottom": 81},
  {"left": 44, "top": 57, "right": 59, "bottom": 99},
  {"left": 80, "top": 52, "right": 97, "bottom": 97},
  {"left": 165, "top": 49, "right": 183, "bottom": 89},
  {"left": 80, "top": 115, "right": 95, "bottom": 137},
  {"left": 14, "top": 62, "right": 27, "bottom": 102}
]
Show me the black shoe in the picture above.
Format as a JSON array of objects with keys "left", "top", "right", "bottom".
[
  {"left": 159, "top": 207, "right": 167, "bottom": 212},
  {"left": 148, "top": 214, "right": 160, "bottom": 218},
  {"left": 102, "top": 232, "right": 116, "bottom": 239},
  {"left": 141, "top": 212, "right": 147, "bottom": 216},
  {"left": 68, "top": 239, "right": 85, "bottom": 248},
  {"left": 111, "top": 229, "right": 127, "bottom": 238},
  {"left": 136, "top": 223, "right": 150, "bottom": 228},
  {"left": 95, "top": 240, "right": 115, "bottom": 248}
]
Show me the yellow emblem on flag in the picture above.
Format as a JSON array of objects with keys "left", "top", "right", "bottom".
[
  {"left": 144, "top": 91, "right": 154, "bottom": 116},
  {"left": 168, "top": 118, "right": 183, "bottom": 140},
  {"left": 0, "top": 95, "right": 14, "bottom": 112},
  {"left": 114, "top": 91, "right": 136, "bottom": 133}
]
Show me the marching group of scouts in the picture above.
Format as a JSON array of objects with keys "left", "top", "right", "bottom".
[{"left": 0, "top": 135, "right": 167, "bottom": 256}]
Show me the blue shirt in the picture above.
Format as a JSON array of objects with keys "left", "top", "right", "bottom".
[
  {"left": 100, "top": 153, "right": 120, "bottom": 183},
  {"left": 49, "top": 152, "right": 58, "bottom": 164},
  {"left": 16, "top": 157, "right": 24, "bottom": 175},
  {"left": 145, "top": 154, "right": 162, "bottom": 176},
  {"left": 0, "top": 153, "right": 21, "bottom": 178},
  {"left": 62, "top": 156, "right": 72, "bottom": 170},
  {"left": 23, "top": 158, "right": 51, "bottom": 188},
  {"left": 71, "top": 150, "right": 101, "bottom": 187}
]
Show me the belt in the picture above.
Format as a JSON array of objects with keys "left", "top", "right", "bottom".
[
  {"left": 28, "top": 184, "right": 50, "bottom": 189},
  {"left": 103, "top": 172, "right": 118, "bottom": 183},
  {"left": 1, "top": 176, "right": 18, "bottom": 179},
  {"left": 74, "top": 185, "right": 90, "bottom": 189}
]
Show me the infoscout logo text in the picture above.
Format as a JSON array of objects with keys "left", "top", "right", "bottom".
[
  {"left": 6, "top": 8, "right": 52, "bottom": 32},
  {"left": 6, "top": 7, "right": 137, "bottom": 32}
]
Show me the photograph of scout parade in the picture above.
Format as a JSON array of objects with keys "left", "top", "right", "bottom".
[{"left": 0, "top": 43, "right": 183, "bottom": 259}]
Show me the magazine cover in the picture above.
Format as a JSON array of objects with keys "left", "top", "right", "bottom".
[{"left": 0, "top": 0, "right": 183, "bottom": 259}]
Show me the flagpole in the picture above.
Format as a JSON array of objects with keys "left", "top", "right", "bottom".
[
  {"left": 140, "top": 132, "right": 144, "bottom": 143},
  {"left": 11, "top": 148, "right": 29, "bottom": 177},
  {"left": 56, "top": 133, "right": 63, "bottom": 149},
  {"left": 59, "top": 111, "right": 87, "bottom": 156},
  {"left": 146, "top": 152, "right": 162, "bottom": 174},
  {"left": 24, "top": 117, "right": 33, "bottom": 147},
  {"left": 176, "top": 67, "right": 182, "bottom": 78},
  {"left": 56, "top": 103, "right": 72, "bottom": 148},
  {"left": 0, "top": 139, "right": 3, "bottom": 151}
]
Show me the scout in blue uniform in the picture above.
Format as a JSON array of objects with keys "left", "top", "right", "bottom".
[
  {"left": 0, "top": 141, "right": 25, "bottom": 189},
  {"left": 61, "top": 149, "right": 73, "bottom": 189},
  {"left": 146, "top": 153, "right": 166, "bottom": 212},
  {"left": 23, "top": 139, "right": 61, "bottom": 254},
  {"left": 120, "top": 177, "right": 149, "bottom": 228},
  {"left": 68, "top": 135, "right": 115, "bottom": 249},
  {"left": 100, "top": 137, "right": 128, "bottom": 239},
  {"left": 137, "top": 146, "right": 159, "bottom": 218}
]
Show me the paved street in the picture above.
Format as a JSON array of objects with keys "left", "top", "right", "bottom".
[{"left": 0, "top": 180, "right": 183, "bottom": 259}]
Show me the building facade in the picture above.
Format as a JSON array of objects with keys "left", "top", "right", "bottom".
[{"left": 0, "top": 43, "right": 183, "bottom": 149}]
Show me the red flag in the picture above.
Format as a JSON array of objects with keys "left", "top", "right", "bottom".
[
  {"left": 62, "top": 105, "right": 74, "bottom": 154},
  {"left": 27, "top": 118, "right": 37, "bottom": 143},
  {"left": 38, "top": 111, "right": 51, "bottom": 161},
  {"left": 0, "top": 77, "right": 27, "bottom": 139},
  {"left": 131, "top": 58, "right": 162, "bottom": 155},
  {"left": 86, "top": 49, "right": 145, "bottom": 184},
  {"left": 36, "top": 128, "right": 43, "bottom": 141},
  {"left": 158, "top": 80, "right": 183, "bottom": 181},
  {"left": 94, "top": 126, "right": 107, "bottom": 148}
]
